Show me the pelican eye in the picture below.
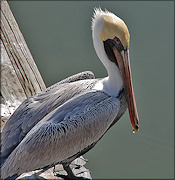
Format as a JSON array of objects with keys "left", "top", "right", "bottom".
[
  {"left": 113, "top": 36, "right": 124, "bottom": 52},
  {"left": 114, "top": 37, "right": 121, "bottom": 45}
]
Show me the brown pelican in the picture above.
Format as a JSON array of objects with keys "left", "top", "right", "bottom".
[{"left": 1, "top": 8, "right": 139, "bottom": 179}]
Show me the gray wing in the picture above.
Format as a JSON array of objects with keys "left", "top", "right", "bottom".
[
  {"left": 46, "top": 71, "right": 95, "bottom": 91},
  {"left": 1, "top": 72, "right": 96, "bottom": 164},
  {"left": 1, "top": 90, "right": 120, "bottom": 178}
]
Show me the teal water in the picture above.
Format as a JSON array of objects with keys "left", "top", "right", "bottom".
[{"left": 8, "top": 1, "right": 174, "bottom": 179}]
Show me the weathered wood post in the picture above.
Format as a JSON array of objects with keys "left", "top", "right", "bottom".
[
  {"left": 1, "top": 1, "right": 91, "bottom": 179},
  {"left": 1, "top": 0, "right": 46, "bottom": 128}
]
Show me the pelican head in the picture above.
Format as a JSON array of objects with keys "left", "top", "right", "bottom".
[{"left": 92, "top": 8, "right": 139, "bottom": 133}]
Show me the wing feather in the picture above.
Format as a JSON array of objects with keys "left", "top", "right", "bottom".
[
  {"left": 1, "top": 79, "right": 97, "bottom": 164},
  {"left": 1, "top": 91, "right": 120, "bottom": 178}
]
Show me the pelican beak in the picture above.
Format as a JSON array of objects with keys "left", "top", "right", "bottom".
[{"left": 113, "top": 47, "right": 139, "bottom": 133}]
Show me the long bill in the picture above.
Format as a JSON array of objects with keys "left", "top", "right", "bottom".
[{"left": 113, "top": 47, "right": 139, "bottom": 133}]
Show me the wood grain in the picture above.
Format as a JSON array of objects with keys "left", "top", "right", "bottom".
[{"left": 1, "top": 0, "right": 46, "bottom": 127}]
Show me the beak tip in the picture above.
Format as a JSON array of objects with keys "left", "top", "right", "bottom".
[{"left": 133, "top": 124, "right": 139, "bottom": 134}]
